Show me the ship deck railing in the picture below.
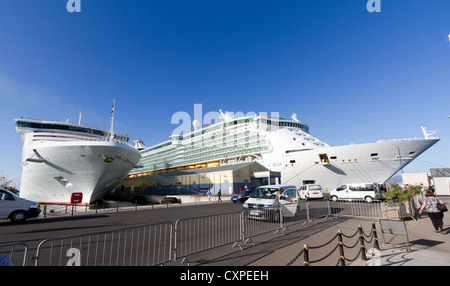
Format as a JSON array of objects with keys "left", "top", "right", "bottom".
[{"left": 375, "top": 136, "right": 438, "bottom": 143}]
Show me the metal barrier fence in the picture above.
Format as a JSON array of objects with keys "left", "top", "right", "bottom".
[
  {"left": 0, "top": 241, "right": 29, "bottom": 266},
  {"left": 329, "top": 200, "right": 385, "bottom": 220},
  {"left": 35, "top": 222, "right": 173, "bottom": 266},
  {"left": 174, "top": 212, "right": 241, "bottom": 265},
  {"left": 241, "top": 208, "right": 285, "bottom": 244},
  {"left": 3, "top": 197, "right": 422, "bottom": 266},
  {"left": 330, "top": 196, "right": 422, "bottom": 221}
]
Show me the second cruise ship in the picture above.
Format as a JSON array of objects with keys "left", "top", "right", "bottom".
[
  {"left": 128, "top": 111, "right": 439, "bottom": 192},
  {"left": 16, "top": 113, "right": 141, "bottom": 204}
]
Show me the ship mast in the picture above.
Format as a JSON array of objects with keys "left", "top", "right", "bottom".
[
  {"left": 421, "top": 125, "right": 438, "bottom": 139},
  {"left": 109, "top": 99, "right": 115, "bottom": 142}
]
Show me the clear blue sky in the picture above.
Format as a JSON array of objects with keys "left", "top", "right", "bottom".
[{"left": 1, "top": 0, "right": 449, "bottom": 187}]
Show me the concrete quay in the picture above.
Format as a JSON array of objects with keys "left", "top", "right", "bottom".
[
  {"left": 167, "top": 198, "right": 450, "bottom": 267},
  {"left": 254, "top": 198, "right": 450, "bottom": 267}
]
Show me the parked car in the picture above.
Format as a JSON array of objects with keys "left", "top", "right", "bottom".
[
  {"left": 243, "top": 184, "right": 300, "bottom": 220},
  {"left": 231, "top": 190, "right": 252, "bottom": 203},
  {"left": 299, "top": 184, "right": 324, "bottom": 200},
  {"left": 161, "top": 197, "right": 181, "bottom": 204},
  {"left": 329, "top": 183, "right": 384, "bottom": 203},
  {"left": 0, "top": 188, "right": 41, "bottom": 222}
]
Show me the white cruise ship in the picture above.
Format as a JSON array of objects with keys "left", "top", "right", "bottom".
[
  {"left": 15, "top": 117, "right": 141, "bottom": 204},
  {"left": 129, "top": 112, "right": 439, "bottom": 192}
]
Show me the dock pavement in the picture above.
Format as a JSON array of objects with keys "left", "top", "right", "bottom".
[
  {"left": 169, "top": 197, "right": 450, "bottom": 267},
  {"left": 251, "top": 198, "right": 450, "bottom": 267}
]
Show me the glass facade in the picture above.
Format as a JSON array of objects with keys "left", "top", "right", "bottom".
[{"left": 131, "top": 116, "right": 309, "bottom": 175}]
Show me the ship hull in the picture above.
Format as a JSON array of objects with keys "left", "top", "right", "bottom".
[
  {"left": 19, "top": 140, "right": 141, "bottom": 204},
  {"left": 261, "top": 138, "right": 439, "bottom": 191}
]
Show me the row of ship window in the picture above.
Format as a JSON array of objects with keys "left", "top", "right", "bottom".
[
  {"left": 141, "top": 143, "right": 266, "bottom": 165},
  {"left": 140, "top": 137, "right": 267, "bottom": 164},
  {"left": 136, "top": 146, "right": 269, "bottom": 172}
]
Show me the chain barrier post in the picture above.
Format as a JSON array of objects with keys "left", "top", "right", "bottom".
[
  {"left": 303, "top": 244, "right": 310, "bottom": 266},
  {"left": 358, "top": 225, "right": 367, "bottom": 261},
  {"left": 372, "top": 221, "right": 380, "bottom": 250},
  {"left": 337, "top": 230, "right": 345, "bottom": 266}
]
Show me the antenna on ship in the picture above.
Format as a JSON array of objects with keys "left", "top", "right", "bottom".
[
  {"left": 219, "top": 109, "right": 233, "bottom": 121},
  {"left": 108, "top": 99, "right": 115, "bottom": 142},
  {"left": 421, "top": 125, "right": 438, "bottom": 139},
  {"left": 78, "top": 112, "right": 82, "bottom": 125}
]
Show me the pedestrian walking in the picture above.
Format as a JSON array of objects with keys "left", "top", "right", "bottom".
[
  {"left": 207, "top": 190, "right": 211, "bottom": 202},
  {"left": 419, "top": 190, "right": 445, "bottom": 233},
  {"left": 217, "top": 189, "right": 222, "bottom": 202},
  {"left": 429, "top": 185, "right": 435, "bottom": 193}
]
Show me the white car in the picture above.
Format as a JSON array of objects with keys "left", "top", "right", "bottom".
[
  {"left": 299, "top": 184, "right": 324, "bottom": 200},
  {"left": 329, "top": 183, "right": 383, "bottom": 203},
  {"left": 243, "top": 184, "right": 300, "bottom": 220},
  {"left": 0, "top": 188, "right": 41, "bottom": 222}
]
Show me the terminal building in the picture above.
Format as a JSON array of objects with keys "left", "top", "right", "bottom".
[
  {"left": 113, "top": 162, "right": 281, "bottom": 201},
  {"left": 401, "top": 169, "right": 450, "bottom": 196},
  {"left": 430, "top": 168, "right": 450, "bottom": 196}
]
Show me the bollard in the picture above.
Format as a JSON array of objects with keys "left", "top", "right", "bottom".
[
  {"left": 358, "top": 225, "right": 367, "bottom": 261},
  {"left": 372, "top": 221, "right": 380, "bottom": 250},
  {"left": 337, "top": 230, "right": 345, "bottom": 266},
  {"left": 303, "top": 244, "right": 310, "bottom": 266}
]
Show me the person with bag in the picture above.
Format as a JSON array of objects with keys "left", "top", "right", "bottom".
[{"left": 419, "top": 190, "right": 445, "bottom": 233}]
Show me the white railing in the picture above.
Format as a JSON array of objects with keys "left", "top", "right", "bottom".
[{"left": 375, "top": 136, "right": 438, "bottom": 143}]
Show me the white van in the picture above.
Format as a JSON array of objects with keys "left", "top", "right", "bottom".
[
  {"left": 0, "top": 188, "right": 41, "bottom": 222},
  {"left": 299, "top": 184, "right": 324, "bottom": 200},
  {"left": 329, "top": 183, "right": 384, "bottom": 203},
  {"left": 243, "top": 184, "right": 300, "bottom": 220}
]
